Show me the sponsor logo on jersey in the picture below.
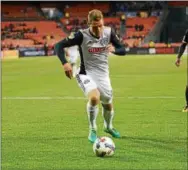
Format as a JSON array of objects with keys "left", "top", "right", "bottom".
[{"left": 88, "top": 47, "right": 106, "bottom": 53}]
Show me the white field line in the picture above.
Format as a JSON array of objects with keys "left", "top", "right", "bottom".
[{"left": 2, "top": 96, "right": 183, "bottom": 100}]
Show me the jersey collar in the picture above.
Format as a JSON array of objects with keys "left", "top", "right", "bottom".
[{"left": 89, "top": 28, "right": 100, "bottom": 39}]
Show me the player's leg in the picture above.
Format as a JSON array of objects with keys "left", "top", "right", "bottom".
[
  {"left": 87, "top": 89, "right": 100, "bottom": 142},
  {"left": 97, "top": 77, "right": 120, "bottom": 138},
  {"left": 182, "top": 85, "right": 188, "bottom": 112},
  {"left": 76, "top": 74, "right": 99, "bottom": 143},
  {"left": 101, "top": 103, "right": 120, "bottom": 138},
  {"left": 101, "top": 103, "right": 113, "bottom": 129}
]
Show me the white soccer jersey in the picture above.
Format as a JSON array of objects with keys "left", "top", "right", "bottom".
[
  {"left": 55, "top": 26, "right": 126, "bottom": 102},
  {"left": 55, "top": 26, "right": 126, "bottom": 76},
  {"left": 79, "top": 27, "right": 111, "bottom": 76}
]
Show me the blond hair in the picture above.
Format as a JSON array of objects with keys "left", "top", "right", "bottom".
[{"left": 87, "top": 9, "right": 103, "bottom": 25}]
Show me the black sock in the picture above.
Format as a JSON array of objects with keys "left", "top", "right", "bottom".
[{"left": 186, "top": 85, "right": 188, "bottom": 106}]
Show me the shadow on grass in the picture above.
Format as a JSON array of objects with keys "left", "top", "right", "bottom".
[
  {"left": 121, "top": 136, "right": 187, "bottom": 143},
  {"left": 119, "top": 135, "right": 187, "bottom": 153}
]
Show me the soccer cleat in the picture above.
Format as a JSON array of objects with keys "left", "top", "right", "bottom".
[
  {"left": 182, "top": 105, "right": 188, "bottom": 112},
  {"left": 88, "top": 129, "right": 97, "bottom": 143},
  {"left": 104, "top": 128, "right": 121, "bottom": 138}
]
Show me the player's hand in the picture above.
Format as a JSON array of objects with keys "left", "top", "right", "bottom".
[
  {"left": 175, "top": 58, "right": 181, "bottom": 67},
  {"left": 106, "top": 44, "right": 115, "bottom": 53},
  {"left": 63, "top": 63, "right": 73, "bottom": 79}
]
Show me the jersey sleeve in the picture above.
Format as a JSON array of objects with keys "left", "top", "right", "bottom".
[
  {"left": 55, "top": 31, "right": 83, "bottom": 64},
  {"left": 110, "top": 28, "right": 126, "bottom": 55},
  {"left": 182, "top": 29, "right": 188, "bottom": 43},
  {"left": 177, "top": 29, "right": 188, "bottom": 58}
]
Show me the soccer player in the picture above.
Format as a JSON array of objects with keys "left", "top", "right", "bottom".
[
  {"left": 175, "top": 29, "right": 188, "bottom": 112},
  {"left": 55, "top": 9, "right": 126, "bottom": 143},
  {"left": 64, "top": 44, "right": 80, "bottom": 78}
]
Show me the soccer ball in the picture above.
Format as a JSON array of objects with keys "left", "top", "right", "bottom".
[{"left": 93, "top": 136, "right": 115, "bottom": 157}]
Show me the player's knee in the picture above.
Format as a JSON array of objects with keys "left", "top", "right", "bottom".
[
  {"left": 90, "top": 96, "right": 100, "bottom": 106},
  {"left": 88, "top": 89, "right": 100, "bottom": 106}
]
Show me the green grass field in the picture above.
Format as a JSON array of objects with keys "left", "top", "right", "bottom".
[{"left": 2, "top": 54, "right": 187, "bottom": 170}]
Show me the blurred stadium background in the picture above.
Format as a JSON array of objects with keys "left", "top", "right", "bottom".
[
  {"left": 1, "top": 1, "right": 188, "bottom": 58},
  {"left": 1, "top": 1, "right": 188, "bottom": 170}
]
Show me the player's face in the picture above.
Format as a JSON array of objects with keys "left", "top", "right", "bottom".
[{"left": 90, "top": 19, "right": 104, "bottom": 38}]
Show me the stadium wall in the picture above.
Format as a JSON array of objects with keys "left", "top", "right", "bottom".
[
  {"left": 17, "top": 47, "right": 181, "bottom": 57},
  {"left": 1, "top": 50, "right": 19, "bottom": 59},
  {"left": 0, "top": 47, "right": 182, "bottom": 59},
  {"left": 126, "top": 47, "right": 179, "bottom": 55},
  {"left": 18, "top": 47, "right": 55, "bottom": 57}
]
